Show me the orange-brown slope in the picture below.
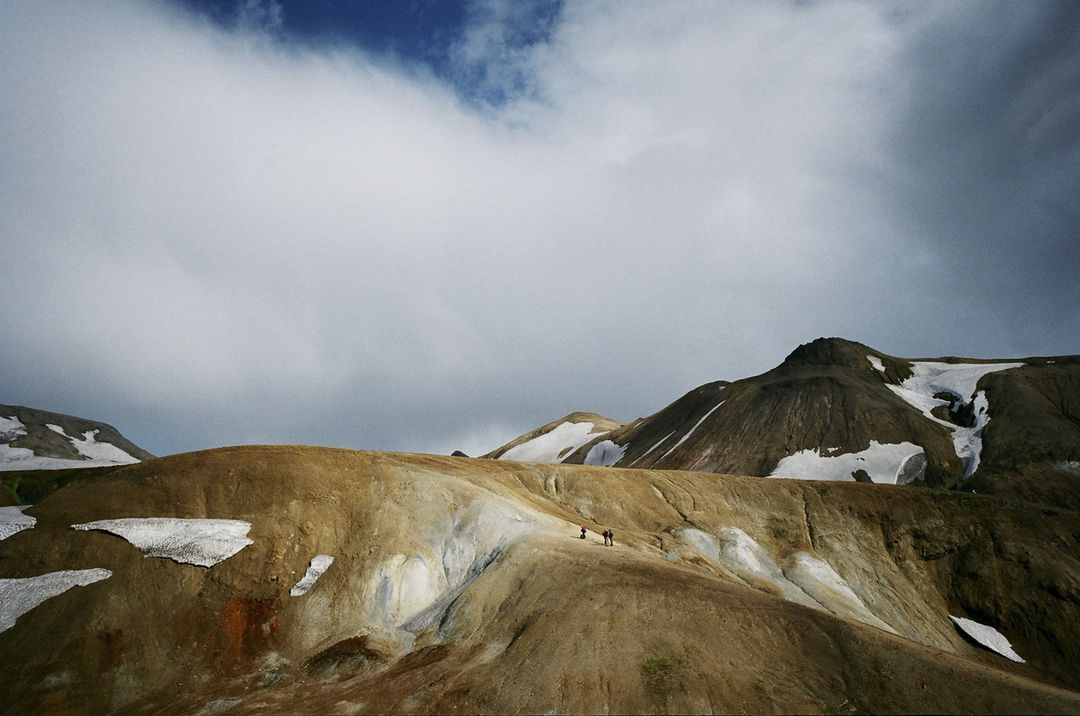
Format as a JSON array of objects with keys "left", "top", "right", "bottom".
[{"left": 1, "top": 446, "right": 1078, "bottom": 714}]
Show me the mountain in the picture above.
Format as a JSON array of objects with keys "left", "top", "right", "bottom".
[
  {"left": 491, "top": 338, "right": 1080, "bottom": 509},
  {"left": 482, "top": 411, "right": 625, "bottom": 462},
  {"left": 1, "top": 404, "right": 153, "bottom": 471},
  {"left": 2, "top": 446, "right": 1079, "bottom": 713}
]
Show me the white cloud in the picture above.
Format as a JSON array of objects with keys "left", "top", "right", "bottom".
[{"left": 1, "top": 0, "right": 1076, "bottom": 457}]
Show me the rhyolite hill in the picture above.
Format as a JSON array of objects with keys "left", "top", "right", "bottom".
[{"left": 1, "top": 338, "right": 1079, "bottom": 714}]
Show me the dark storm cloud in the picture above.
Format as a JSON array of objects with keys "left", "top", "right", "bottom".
[
  {"left": 1, "top": 0, "right": 1077, "bottom": 459},
  {"left": 885, "top": 2, "right": 1080, "bottom": 352}
]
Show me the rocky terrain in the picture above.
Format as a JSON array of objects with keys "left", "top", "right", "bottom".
[{"left": 2, "top": 445, "right": 1080, "bottom": 714}]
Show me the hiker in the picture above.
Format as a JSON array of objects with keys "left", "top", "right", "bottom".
[
  {"left": 580, "top": 525, "right": 587, "bottom": 539},
  {"left": 602, "top": 529, "right": 610, "bottom": 546},
  {"left": 608, "top": 528, "right": 614, "bottom": 546}
]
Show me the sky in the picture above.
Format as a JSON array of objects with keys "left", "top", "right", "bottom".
[{"left": 2, "top": 0, "right": 1078, "bottom": 459}]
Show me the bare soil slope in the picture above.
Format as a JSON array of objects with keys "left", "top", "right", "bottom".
[{"left": 2, "top": 446, "right": 1079, "bottom": 714}]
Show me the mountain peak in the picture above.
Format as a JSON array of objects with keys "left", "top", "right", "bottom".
[{"left": 782, "top": 337, "right": 878, "bottom": 368}]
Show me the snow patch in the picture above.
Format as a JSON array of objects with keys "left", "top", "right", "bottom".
[
  {"left": 46, "top": 424, "right": 139, "bottom": 464},
  {"left": 2, "top": 416, "right": 140, "bottom": 470},
  {"left": 770, "top": 440, "right": 925, "bottom": 484},
  {"left": 583, "top": 440, "right": 627, "bottom": 467},
  {"left": 0, "top": 568, "right": 112, "bottom": 632},
  {"left": 0, "top": 415, "right": 26, "bottom": 442},
  {"left": 72, "top": 518, "right": 253, "bottom": 567},
  {"left": 887, "top": 361, "right": 1022, "bottom": 478},
  {"left": 0, "top": 505, "right": 36, "bottom": 540},
  {"left": 949, "top": 615, "right": 1025, "bottom": 662},
  {"left": 499, "top": 421, "right": 605, "bottom": 463},
  {"left": 867, "top": 355, "right": 885, "bottom": 372},
  {"left": 290, "top": 555, "right": 334, "bottom": 596}
]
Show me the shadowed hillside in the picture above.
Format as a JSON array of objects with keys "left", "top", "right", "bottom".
[{"left": 2, "top": 446, "right": 1079, "bottom": 714}]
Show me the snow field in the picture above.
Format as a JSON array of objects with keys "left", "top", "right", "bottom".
[
  {"left": 499, "top": 421, "right": 606, "bottom": 463},
  {"left": 887, "top": 361, "right": 1022, "bottom": 478},
  {"left": 0, "top": 505, "right": 36, "bottom": 540},
  {"left": 72, "top": 518, "right": 253, "bottom": 567},
  {"left": 46, "top": 424, "right": 140, "bottom": 464},
  {"left": 770, "top": 441, "right": 926, "bottom": 484},
  {"left": 949, "top": 615, "right": 1025, "bottom": 662},
  {"left": 0, "top": 568, "right": 112, "bottom": 633},
  {"left": 1, "top": 416, "right": 140, "bottom": 470}
]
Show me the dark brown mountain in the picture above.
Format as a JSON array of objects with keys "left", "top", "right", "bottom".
[{"left": 490, "top": 338, "right": 1080, "bottom": 509}]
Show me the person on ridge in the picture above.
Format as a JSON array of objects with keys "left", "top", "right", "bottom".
[
  {"left": 580, "top": 525, "right": 587, "bottom": 539},
  {"left": 608, "top": 528, "right": 614, "bottom": 546}
]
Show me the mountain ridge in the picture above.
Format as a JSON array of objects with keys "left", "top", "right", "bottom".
[{"left": 488, "top": 338, "right": 1080, "bottom": 509}]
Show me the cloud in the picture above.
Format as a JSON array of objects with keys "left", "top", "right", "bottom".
[{"left": 1, "top": 0, "right": 1077, "bottom": 457}]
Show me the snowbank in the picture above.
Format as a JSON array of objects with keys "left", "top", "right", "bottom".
[
  {"left": 887, "top": 361, "right": 1022, "bottom": 478},
  {"left": 72, "top": 518, "right": 253, "bottom": 567},
  {"left": 0, "top": 568, "right": 112, "bottom": 632},
  {"left": 291, "top": 555, "right": 335, "bottom": 596},
  {"left": 0, "top": 505, "right": 36, "bottom": 541},
  {"left": 499, "top": 421, "right": 606, "bottom": 463},
  {"left": 949, "top": 615, "right": 1025, "bottom": 662},
  {"left": 770, "top": 440, "right": 926, "bottom": 484},
  {"left": 583, "top": 440, "right": 627, "bottom": 467}
]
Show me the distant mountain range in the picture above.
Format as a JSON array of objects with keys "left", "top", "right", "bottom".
[
  {"left": 1, "top": 404, "right": 153, "bottom": 471},
  {"left": 485, "top": 337, "right": 1080, "bottom": 509}
]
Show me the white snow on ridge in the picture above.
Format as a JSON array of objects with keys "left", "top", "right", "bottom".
[
  {"left": 655, "top": 401, "right": 725, "bottom": 465},
  {"left": 770, "top": 440, "right": 925, "bottom": 484},
  {"left": 1, "top": 417, "right": 140, "bottom": 471},
  {"left": 46, "top": 424, "right": 139, "bottom": 465},
  {"left": 0, "top": 568, "right": 112, "bottom": 633},
  {"left": 72, "top": 518, "right": 253, "bottom": 567},
  {"left": 0, "top": 415, "right": 26, "bottom": 441},
  {"left": 0, "top": 505, "right": 37, "bottom": 540},
  {"left": 949, "top": 615, "right": 1025, "bottom": 662},
  {"left": 499, "top": 421, "right": 605, "bottom": 463},
  {"left": 629, "top": 431, "right": 675, "bottom": 467},
  {"left": 887, "top": 361, "right": 1023, "bottom": 478},
  {"left": 291, "top": 554, "right": 335, "bottom": 596},
  {"left": 583, "top": 440, "right": 627, "bottom": 467},
  {"left": 867, "top": 355, "right": 885, "bottom": 372}
]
